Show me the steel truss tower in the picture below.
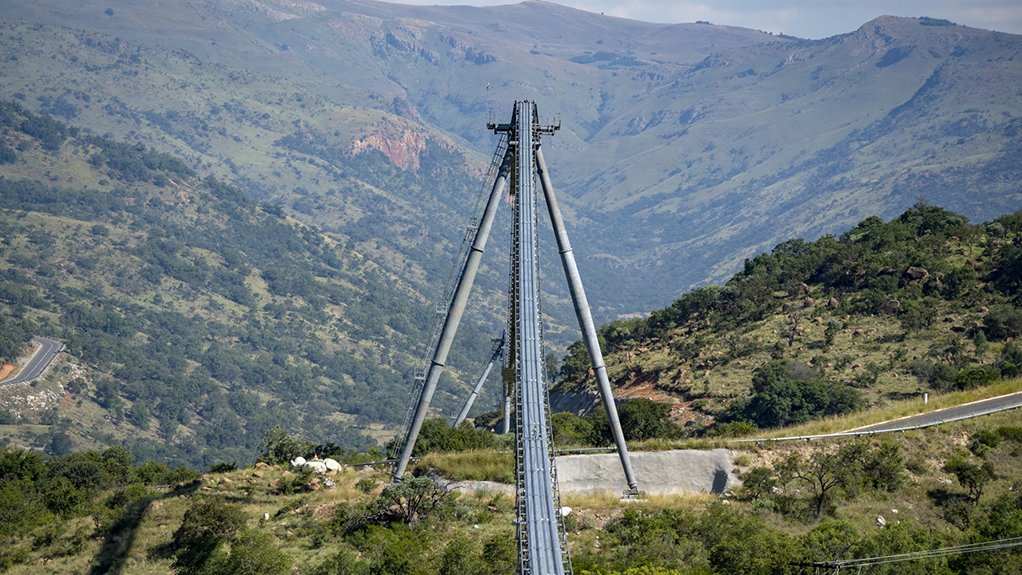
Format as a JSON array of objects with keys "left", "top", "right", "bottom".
[{"left": 393, "top": 101, "right": 639, "bottom": 573}]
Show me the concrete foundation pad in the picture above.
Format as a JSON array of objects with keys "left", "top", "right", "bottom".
[
  {"left": 555, "top": 448, "right": 738, "bottom": 496},
  {"left": 451, "top": 448, "right": 739, "bottom": 498}
]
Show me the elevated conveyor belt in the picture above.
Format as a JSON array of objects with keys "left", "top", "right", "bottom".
[
  {"left": 511, "top": 102, "right": 570, "bottom": 575},
  {"left": 392, "top": 101, "right": 638, "bottom": 575}
]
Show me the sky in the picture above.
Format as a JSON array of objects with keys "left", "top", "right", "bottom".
[{"left": 398, "top": 0, "right": 1022, "bottom": 39}]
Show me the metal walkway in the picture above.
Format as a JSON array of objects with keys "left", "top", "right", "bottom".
[{"left": 392, "top": 101, "right": 639, "bottom": 575}]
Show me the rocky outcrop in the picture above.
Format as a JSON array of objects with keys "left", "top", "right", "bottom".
[{"left": 351, "top": 128, "right": 427, "bottom": 172}]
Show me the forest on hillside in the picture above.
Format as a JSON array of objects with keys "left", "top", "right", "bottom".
[{"left": 0, "top": 101, "right": 495, "bottom": 468}]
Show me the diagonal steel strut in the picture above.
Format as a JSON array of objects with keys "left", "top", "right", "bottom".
[
  {"left": 392, "top": 146, "right": 513, "bottom": 482},
  {"left": 535, "top": 145, "right": 639, "bottom": 494}
]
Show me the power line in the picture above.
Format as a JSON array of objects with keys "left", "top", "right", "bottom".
[{"left": 793, "top": 536, "right": 1022, "bottom": 573}]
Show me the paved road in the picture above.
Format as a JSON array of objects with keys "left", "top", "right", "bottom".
[
  {"left": 0, "top": 336, "right": 63, "bottom": 386},
  {"left": 848, "top": 392, "right": 1022, "bottom": 433}
]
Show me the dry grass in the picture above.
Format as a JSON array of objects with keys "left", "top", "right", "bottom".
[{"left": 414, "top": 449, "right": 515, "bottom": 482}]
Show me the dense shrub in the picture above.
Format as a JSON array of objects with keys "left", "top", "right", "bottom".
[
  {"left": 998, "top": 343, "right": 1022, "bottom": 378},
  {"left": 551, "top": 412, "right": 595, "bottom": 446},
  {"left": 729, "top": 360, "right": 862, "bottom": 428},
  {"left": 172, "top": 498, "right": 247, "bottom": 574},
  {"left": 982, "top": 304, "right": 1022, "bottom": 340},
  {"left": 406, "top": 418, "right": 498, "bottom": 456},
  {"left": 259, "top": 425, "right": 314, "bottom": 464}
]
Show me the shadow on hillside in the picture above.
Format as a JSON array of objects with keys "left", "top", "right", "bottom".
[{"left": 89, "top": 480, "right": 202, "bottom": 575}]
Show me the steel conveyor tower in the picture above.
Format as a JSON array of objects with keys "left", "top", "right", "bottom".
[{"left": 393, "top": 101, "right": 639, "bottom": 574}]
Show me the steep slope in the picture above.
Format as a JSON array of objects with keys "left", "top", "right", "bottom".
[
  {"left": 0, "top": 102, "right": 496, "bottom": 466},
  {"left": 554, "top": 206, "right": 1022, "bottom": 432}
]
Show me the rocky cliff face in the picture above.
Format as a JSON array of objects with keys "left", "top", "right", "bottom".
[{"left": 351, "top": 128, "right": 428, "bottom": 172}]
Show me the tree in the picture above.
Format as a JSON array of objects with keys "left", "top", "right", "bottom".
[
  {"left": 823, "top": 319, "right": 842, "bottom": 348},
  {"left": 259, "top": 425, "right": 312, "bottom": 464},
  {"left": 775, "top": 441, "right": 897, "bottom": 518},
  {"left": 172, "top": 498, "right": 246, "bottom": 574},
  {"left": 481, "top": 531, "right": 517, "bottom": 575},
  {"left": 439, "top": 534, "right": 486, "bottom": 575},
  {"left": 943, "top": 453, "right": 995, "bottom": 503},
  {"left": 849, "top": 522, "right": 953, "bottom": 575},
  {"left": 736, "top": 360, "right": 861, "bottom": 428},
  {"left": 601, "top": 508, "right": 709, "bottom": 572},
  {"left": 406, "top": 417, "right": 497, "bottom": 456},
  {"left": 41, "top": 476, "right": 85, "bottom": 516},
  {"left": 778, "top": 451, "right": 847, "bottom": 518},
  {"left": 46, "top": 432, "right": 74, "bottom": 456},
  {"left": 0, "top": 448, "right": 46, "bottom": 483},
  {"left": 799, "top": 520, "right": 860, "bottom": 564},
  {"left": 202, "top": 530, "right": 292, "bottom": 575},
  {"left": 696, "top": 503, "right": 798, "bottom": 575},
  {"left": 551, "top": 412, "right": 595, "bottom": 446},
  {"left": 739, "top": 466, "right": 777, "bottom": 501},
  {"left": 982, "top": 304, "right": 1022, "bottom": 340},
  {"left": 998, "top": 342, "right": 1022, "bottom": 378},
  {"left": 372, "top": 475, "right": 452, "bottom": 524},
  {"left": 618, "top": 399, "right": 680, "bottom": 441}
]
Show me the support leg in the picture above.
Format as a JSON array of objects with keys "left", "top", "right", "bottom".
[
  {"left": 501, "top": 394, "right": 511, "bottom": 434},
  {"left": 535, "top": 145, "right": 639, "bottom": 494},
  {"left": 454, "top": 358, "right": 496, "bottom": 427},
  {"left": 392, "top": 148, "right": 513, "bottom": 481}
]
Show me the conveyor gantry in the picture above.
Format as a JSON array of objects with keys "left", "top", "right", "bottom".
[{"left": 393, "top": 101, "right": 639, "bottom": 575}]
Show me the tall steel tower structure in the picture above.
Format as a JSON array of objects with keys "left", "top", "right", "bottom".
[{"left": 392, "top": 101, "right": 639, "bottom": 573}]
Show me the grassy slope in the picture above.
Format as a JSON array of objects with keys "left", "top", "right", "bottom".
[{"left": 4, "top": 407, "right": 1020, "bottom": 574}]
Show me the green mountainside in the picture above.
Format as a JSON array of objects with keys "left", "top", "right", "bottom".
[
  {"left": 0, "top": 2, "right": 1018, "bottom": 315},
  {"left": 1, "top": 0, "right": 1021, "bottom": 480},
  {"left": 555, "top": 206, "right": 1022, "bottom": 432},
  {"left": 0, "top": 102, "right": 496, "bottom": 467}
]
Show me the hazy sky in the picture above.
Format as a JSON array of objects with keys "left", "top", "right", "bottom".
[{"left": 399, "top": 0, "right": 1022, "bottom": 38}]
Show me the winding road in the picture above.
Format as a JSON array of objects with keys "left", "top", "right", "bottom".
[
  {"left": 0, "top": 336, "right": 63, "bottom": 386},
  {"left": 847, "top": 392, "right": 1022, "bottom": 433}
]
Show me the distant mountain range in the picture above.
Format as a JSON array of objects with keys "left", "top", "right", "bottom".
[
  {"left": 1, "top": 1, "right": 1019, "bottom": 319},
  {"left": 1, "top": 1, "right": 1021, "bottom": 464}
]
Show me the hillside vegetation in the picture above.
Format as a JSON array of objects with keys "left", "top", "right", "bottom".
[
  {"left": 1, "top": 408, "right": 1020, "bottom": 574},
  {"left": 556, "top": 205, "right": 1022, "bottom": 435},
  {"left": 0, "top": 101, "right": 495, "bottom": 467},
  {"left": 0, "top": 5, "right": 1019, "bottom": 313}
]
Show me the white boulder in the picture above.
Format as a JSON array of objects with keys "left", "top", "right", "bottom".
[{"left": 303, "top": 461, "right": 328, "bottom": 474}]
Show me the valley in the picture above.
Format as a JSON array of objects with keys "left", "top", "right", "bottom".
[{"left": 0, "top": 2, "right": 1021, "bottom": 572}]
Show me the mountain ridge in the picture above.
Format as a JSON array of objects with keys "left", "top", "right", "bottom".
[{"left": 1, "top": 3, "right": 1018, "bottom": 316}]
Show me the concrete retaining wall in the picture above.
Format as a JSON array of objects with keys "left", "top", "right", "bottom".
[
  {"left": 555, "top": 448, "right": 738, "bottom": 496},
  {"left": 454, "top": 449, "right": 740, "bottom": 497}
]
